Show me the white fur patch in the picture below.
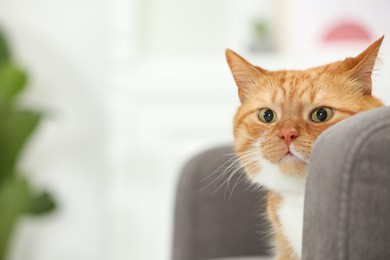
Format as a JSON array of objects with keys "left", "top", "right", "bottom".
[
  {"left": 251, "top": 139, "right": 306, "bottom": 258},
  {"left": 252, "top": 158, "right": 305, "bottom": 194},
  {"left": 278, "top": 192, "right": 304, "bottom": 258}
]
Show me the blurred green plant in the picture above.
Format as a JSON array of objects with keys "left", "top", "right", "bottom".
[
  {"left": 253, "top": 19, "right": 268, "bottom": 39},
  {"left": 0, "top": 30, "right": 56, "bottom": 260}
]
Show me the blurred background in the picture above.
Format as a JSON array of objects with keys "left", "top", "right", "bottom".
[{"left": 0, "top": 0, "right": 389, "bottom": 259}]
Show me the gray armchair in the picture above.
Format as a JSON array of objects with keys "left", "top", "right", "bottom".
[{"left": 172, "top": 106, "right": 390, "bottom": 260}]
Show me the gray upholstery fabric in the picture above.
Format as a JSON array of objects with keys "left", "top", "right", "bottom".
[
  {"left": 172, "top": 146, "right": 271, "bottom": 260},
  {"left": 303, "top": 106, "right": 390, "bottom": 259}
]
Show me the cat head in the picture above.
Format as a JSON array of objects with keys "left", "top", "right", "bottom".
[{"left": 226, "top": 37, "right": 384, "bottom": 189}]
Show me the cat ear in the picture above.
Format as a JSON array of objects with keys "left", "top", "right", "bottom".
[
  {"left": 225, "top": 49, "right": 267, "bottom": 102},
  {"left": 341, "top": 36, "right": 384, "bottom": 95}
]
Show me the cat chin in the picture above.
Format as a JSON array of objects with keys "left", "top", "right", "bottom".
[
  {"left": 252, "top": 157, "right": 306, "bottom": 195},
  {"left": 278, "top": 159, "right": 308, "bottom": 178},
  {"left": 272, "top": 152, "right": 308, "bottom": 177}
]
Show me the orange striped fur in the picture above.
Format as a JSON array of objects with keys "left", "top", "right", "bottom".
[{"left": 226, "top": 36, "right": 385, "bottom": 259}]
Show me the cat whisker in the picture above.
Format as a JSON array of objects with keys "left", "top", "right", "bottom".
[
  {"left": 223, "top": 159, "right": 252, "bottom": 196},
  {"left": 226, "top": 167, "right": 253, "bottom": 202},
  {"left": 199, "top": 162, "right": 238, "bottom": 192},
  {"left": 200, "top": 153, "right": 255, "bottom": 192},
  {"left": 214, "top": 157, "right": 257, "bottom": 196},
  {"left": 200, "top": 155, "right": 239, "bottom": 183}
]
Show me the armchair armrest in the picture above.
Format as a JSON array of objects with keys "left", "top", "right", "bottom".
[{"left": 303, "top": 106, "right": 390, "bottom": 259}]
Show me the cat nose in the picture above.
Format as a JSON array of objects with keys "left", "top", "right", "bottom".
[{"left": 279, "top": 127, "right": 299, "bottom": 145}]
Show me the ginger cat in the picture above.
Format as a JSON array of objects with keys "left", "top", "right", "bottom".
[{"left": 225, "top": 36, "right": 385, "bottom": 259}]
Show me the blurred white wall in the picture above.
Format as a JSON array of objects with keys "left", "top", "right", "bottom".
[
  {"left": 0, "top": 0, "right": 389, "bottom": 260},
  {"left": 137, "top": 0, "right": 277, "bottom": 58}
]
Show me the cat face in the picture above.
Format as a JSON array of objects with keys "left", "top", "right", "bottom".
[{"left": 226, "top": 37, "right": 384, "bottom": 185}]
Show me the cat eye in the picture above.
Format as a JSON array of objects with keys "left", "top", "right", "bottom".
[
  {"left": 258, "top": 108, "right": 277, "bottom": 123},
  {"left": 310, "top": 107, "right": 333, "bottom": 123}
]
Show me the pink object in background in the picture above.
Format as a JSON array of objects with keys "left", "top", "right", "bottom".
[{"left": 323, "top": 20, "right": 372, "bottom": 43}]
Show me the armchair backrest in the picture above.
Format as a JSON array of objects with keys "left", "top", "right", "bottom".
[{"left": 172, "top": 146, "right": 271, "bottom": 260}]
